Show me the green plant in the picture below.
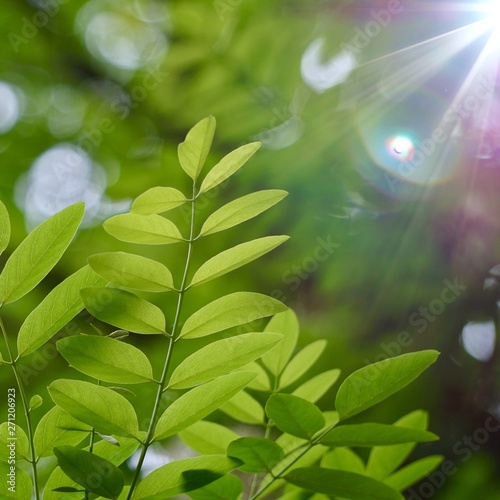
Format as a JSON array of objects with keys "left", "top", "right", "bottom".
[{"left": 0, "top": 117, "right": 442, "bottom": 500}]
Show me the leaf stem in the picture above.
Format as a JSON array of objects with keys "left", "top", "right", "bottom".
[
  {"left": 126, "top": 182, "right": 197, "bottom": 499},
  {"left": 0, "top": 316, "right": 40, "bottom": 500}
]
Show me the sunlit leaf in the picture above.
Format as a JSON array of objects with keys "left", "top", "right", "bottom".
[
  {"left": 131, "top": 187, "right": 187, "bottom": 215},
  {"left": 179, "top": 291, "right": 286, "bottom": 339},
  {"left": 0, "top": 461, "right": 31, "bottom": 499},
  {"left": 103, "top": 213, "right": 183, "bottom": 245},
  {"left": 266, "top": 394, "right": 325, "bottom": 440},
  {"left": 220, "top": 389, "right": 265, "bottom": 424},
  {"left": 54, "top": 446, "right": 124, "bottom": 499},
  {"left": 92, "top": 436, "right": 141, "bottom": 466},
  {"left": 133, "top": 455, "right": 240, "bottom": 499},
  {"left": 384, "top": 455, "right": 444, "bottom": 491},
  {"left": 179, "top": 420, "right": 239, "bottom": 455},
  {"left": 0, "top": 423, "right": 30, "bottom": 461},
  {"left": 292, "top": 369, "right": 341, "bottom": 403},
  {"left": 48, "top": 379, "right": 140, "bottom": 438},
  {"left": 199, "top": 142, "right": 261, "bottom": 194},
  {"left": 43, "top": 467, "right": 80, "bottom": 500},
  {"left": 228, "top": 437, "right": 284, "bottom": 472},
  {"left": 169, "top": 332, "right": 282, "bottom": 389},
  {"left": 321, "top": 448, "right": 365, "bottom": 474},
  {"left": 285, "top": 468, "right": 403, "bottom": 500},
  {"left": 335, "top": 351, "right": 439, "bottom": 420},
  {"left": 0, "top": 202, "right": 84, "bottom": 305},
  {"left": 29, "top": 394, "right": 43, "bottom": 411},
  {"left": 279, "top": 340, "right": 327, "bottom": 388},
  {"left": 242, "top": 361, "right": 271, "bottom": 391},
  {"left": 178, "top": 116, "right": 216, "bottom": 180},
  {"left": 57, "top": 335, "right": 154, "bottom": 384},
  {"left": 189, "top": 236, "right": 289, "bottom": 288},
  {"left": 0, "top": 200, "right": 10, "bottom": 257},
  {"left": 17, "top": 265, "right": 106, "bottom": 357},
  {"left": 189, "top": 475, "right": 243, "bottom": 500},
  {"left": 88, "top": 252, "right": 175, "bottom": 292},
  {"left": 261, "top": 309, "right": 299, "bottom": 376},
  {"left": 199, "top": 190, "right": 288, "bottom": 236},
  {"left": 154, "top": 372, "right": 255, "bottom": 440},
  {"left": 34, "top": 406, "right": 91, "bottom": 458},
  {"left": 81, "top": 287, "right": 167, "bottom": 335}
]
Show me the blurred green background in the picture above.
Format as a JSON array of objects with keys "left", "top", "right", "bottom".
[{"left": 1, "top": 0, "right": 500, "bottom": 498}]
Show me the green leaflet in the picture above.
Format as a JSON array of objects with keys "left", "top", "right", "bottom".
[
  {"left": 81, "top": 287, "right": 167, "bottom": 335},
  {"left": 42, "top": 467, "right": 81, "bottom": 500},
  {"left": 0, "top": 199, "right": 10, "bottom": 257},
  {"left": 319, "top": 423, "right": 438, "bottom": 447},
  {"left": 189, "top": 475, "right": 243, "bottom": 500},
  {"left": 54, "top": 446, "right": 124, "bottom": 499},
  {"left": 228, "top": 437, "right": 285, "bottom": 473},
  {"left": 178, "top": 116, "right": 216, "bottom": 180},
  {"left": 292, "top": 369, "right": 341, "bottom": 403},
  {"left": 335, "top": 350, "right": 439, "bottom": 420},
  {"left": 199, "top": 190, "right": 288, "bottom": 236},
  {"left": 88, "top": 252, "right": 175, "bottom": 292},
  {"left": 0, "top": 423, "right": 30, "bottom": 461},
  {"left": 131, "top": 187, "right": 187, "bottom": 215},
  {"left": 154, "top": 372, "right": 256, "bottom": 441},
  {"left": 199, "top": 142, "right": 261, "bottom": 194},
  {"left": 179, "top": 420, "right": 239, "bottom": 455},
  {"left": 261, "top": 309, "right": 299, "bottom": 376},
  {"left": 0, "top": 202, "right": 84, "bottom": 305},
  {"left": 48, "top": 379, "right": 140, "bottom": 439},
  {"left": 384, "top": 455, "right": 444, "bottom": 491},
  {"left": 321, "top": 448, "right": 365, "bottom": 474},
  {"left": 29, "top": 395, "right": 43, "bottom": 411},
  {"left": 17, "top": 265, "right": 106, "bottom": 357},
  {"left": 169, "top": 332, "right": 283, "bottom": 389},
  {"left": 133, "top": 455, "right": 240, "bottom": 500},
  {"left": 220, "top": 389, "right": 265, "bottom": 424},
  {"left": 266, "top": 394, "right": 325, "bottom": 440},
  {"left": 0, "top": 461, "right": 32, "bottom": 499},
  {"left": 57, "top": 335, "right": 154, "bottom": 384},
  {"left": 241, "top": 361, "right": 271, "bottom": 391},
  {"left": 34, "top": 406, "right": 91, "bottom": 458},
  {"left": 179, "top": 291, "right": 287, "bottom": 339},
  {"left": 103, "top": 213, "right": 183, "bottom": 245},
  {"left": 189, "top": 236, "right": 289, "bottom": 288},
  {"left": 367, "top": 410, "right": 430, "bottom": 480},
  {"left": 279, "top": 339, "right": 327, "bottom": 388},
  {"left": 285, "top": 468, "right": 403, "bottom": 500},
  {"left": 91, "top": 436, "right": 141, "bottom": 466}
]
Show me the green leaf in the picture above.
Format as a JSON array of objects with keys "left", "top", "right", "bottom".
[
  {"left": 261, "top": 309, "right": 299, "bottom": 376},
  {"left": 88, "top": 252, "right": 175, "bottom": 292},
  {"left": 199, "top": 190, "right": 288, "bottom": 236},
  {"left": 154, "top": 372, "right": 255, "bottom": 441},
  {"left": 92, "top": 436, "right": 141, "bottom": 466},
  {"left": 133, "top": 455, "right": 240, "bottom": 500},
  {"left": 384, "top": 455, "right": 444, "bottom": 491},
  {"left": 43, "top": 467, "right": 80, "bottom": 500},
  {"left": 0, "top": 461, "right": 32, "bottom": 499},
  {"left": 179, "top": 291, "right": 286, "bottom": 339},
  {"left": 285, "top": 468, "right": 404, "bottom": 500},
  {"left": 335, "top": 351, "right": 440, "bottom": 420},
  {"left": 103, "top": 213, "right": 183, "bottom": 245},
  {"left": 319, "top": 423, "right": 438, "bottom": 447},
  {"left": 29, "top": 394, "right": 43, "bottom": 411},
  {"left": 266, "top": 394, "right": 325, "bottom": 440},
  {"left": 54, "top": 445, "right": 124, "bottom": 499},
  {"left": 57, "top": 335, "right": 154, "bottom": 384},
  {"left": 189, "top": 475, "right": 243, "bottom": 500},
  {"left": 131, "top": 187, "right": 187, "bottom": 215},
  {"left": 0, "top": 423, "right": 30, "bottom": 461},
  {"left": 279, "top": 340, "right": 327, "bottom": 388},
  {"left": 17, "top": 265, "right": 106, "bottom": 357},
  {"left": 292, "top": 369, "right": 341, "bottom": 403},
  {"left": 367, "top": 410, "right": 430, "bottom": 480},
  {"left": 219, "top": 389, "right": 265, "bottom": 424},
  {"left": 243, "top": 361, "right": 271, "bottom": 391},
  {"left": 81, "top": 287, "right": 167, "bottom": 335},
  {"left": 169, "top": 332, "right": 283, "bottom": 389},
  {"left": 199, "top": 142, "right": 261, "bottom": 194},
  {"left": 228, "top": 437, "right": 285, "bottom": 472},
  {"left": 0, "top": 199, "right": 10, "bottom": 257},
  {"left": 179, "top": 420, "right": 239, "bottom": 455},
  {"left": 178, "top": 116, "right": 216, "bottom": 180},
  {"left": 0, "top": 202, "right": 84, "bottom": 305},
  {"left": 48, "top": 379, "right": 140, "bottom": 438},
  {"left": 321, "top": 448, "right": 365, "bottom": 474},
  {"left": 189, "top": 236, "right": 289, "bottom": 288},
  {"left": 34, "top": 406, "right": 91, "bottom": 458}
]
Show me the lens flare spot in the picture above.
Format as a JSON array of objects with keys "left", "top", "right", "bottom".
[{"left": 387, "top": 136, "right": 415, "bottom": 161}]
